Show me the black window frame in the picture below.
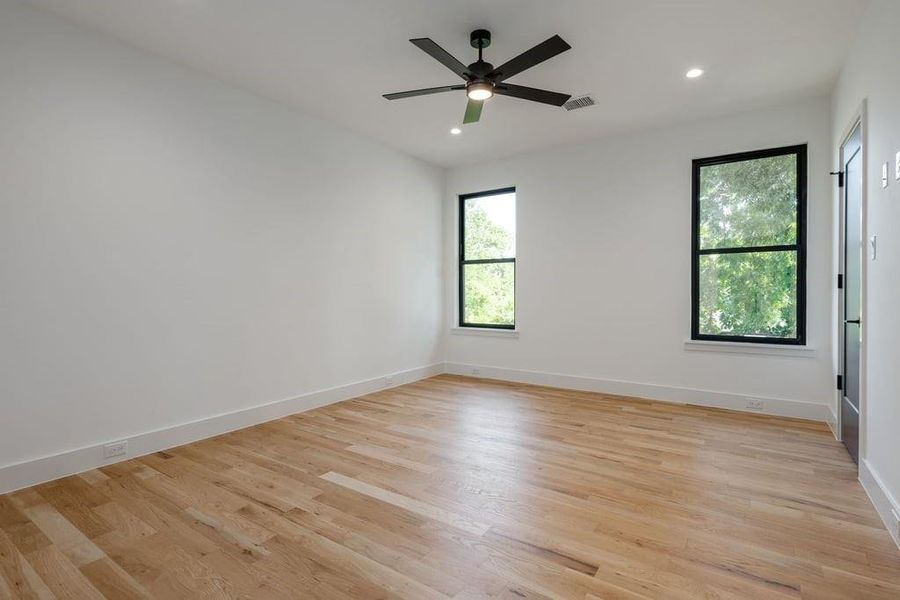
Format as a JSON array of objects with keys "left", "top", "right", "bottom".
[
  {"left": 458, "top": 187, "right": 516, "bottom": 329},
  {"left": 691, "top": 144, "right": 807, "bottom": 345}
]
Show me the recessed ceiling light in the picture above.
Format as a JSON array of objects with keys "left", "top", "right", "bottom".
[
  {"left": 450, "top": 127, "right": 462, "bottom": 135},
  {"left": 685, "top": 68, "right": 704, "bottom": 79}
]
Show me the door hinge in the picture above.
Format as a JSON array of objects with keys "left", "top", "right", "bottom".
[
  {"left": 838, "top": 274, "right": 844, "bottom": 289},
  {"left": 837, "top": 374, "right": 843, "bottom": 390},
  {"left": 830, "top": 171, "right": 844, "bottom": 187}
]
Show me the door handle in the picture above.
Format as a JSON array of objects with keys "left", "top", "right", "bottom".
[{"left": 845, "top": 319, "right": 861, "bottom": 325}]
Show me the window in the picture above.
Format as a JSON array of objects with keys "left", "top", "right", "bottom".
[
  {"left": 459, "top": 188, "right": 516, "bottom": 328},
  {"left": 692, "top": 145, "right": 806, "bottom": 344}
]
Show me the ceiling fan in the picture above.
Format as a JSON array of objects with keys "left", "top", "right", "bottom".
[{"left": 383, "top": 29, "right": 572, "bottom": 125}]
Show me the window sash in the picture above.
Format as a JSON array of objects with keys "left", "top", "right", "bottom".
[
  {"left": 461, "top": 257, "right": 516, "bottom": 265},
  {"left": 698, "top": 244, "right": 798, "bottom": 256},
  {"left": 459, "top": 188, "right": 516, "bottom": 329},
  {"left": 691, "top": 145, "right": 806, "bottom": 345}
]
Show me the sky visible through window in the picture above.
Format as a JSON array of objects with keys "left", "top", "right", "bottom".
[{"left": 470, "top": 192, "right": 515, "bottom": 256}]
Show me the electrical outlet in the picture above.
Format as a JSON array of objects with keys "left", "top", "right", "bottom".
[
  {"left": 882, "top": 162, "right": 889, "bottom": 188},
  {"left": 871, "top": 235, "right": 878, "bottom": 261},
  {"left": 745, "top": 398, "right": 764, "bottom": 412},
  {"left": 471, "top": 368, "right": 481, "bottom": 375},
  {"left": 384, "top": 376, "right": 394, "bottom": 386},
  {"left": 103, "top": 440, "right": 128, "bottom": 459}
]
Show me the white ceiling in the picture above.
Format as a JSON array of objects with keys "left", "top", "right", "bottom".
[{"left": 25, "top": 0, "right": 868, "bottom": 167}]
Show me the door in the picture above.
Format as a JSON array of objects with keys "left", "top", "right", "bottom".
[{"left": 840, "top": 123, "right": 863, "bottom": 463}]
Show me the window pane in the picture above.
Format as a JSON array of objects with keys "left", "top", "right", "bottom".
[
  {"left": 464, "top": 192, "right": 515, "bottom": 260},
  {"left": 699, "top": 251, "right": 797, "bottom": 338},
  {"left": 462, "top": 262, "right": 514, "bottom": 325},
  {"left": 700, "top": 154, "right": 797, "bottom": 249}
]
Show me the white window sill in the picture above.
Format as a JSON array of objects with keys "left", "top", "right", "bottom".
[
  {"left": 451, "top": 327, "right": 519, "bottom": 338},
  {"left": 684, "top": 339, "right": 816, "bottom": 358}
]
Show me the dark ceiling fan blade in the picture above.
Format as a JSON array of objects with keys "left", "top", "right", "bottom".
[
  {"left": 486, "top": 35, "right": 571, "bottom": 82},
  {"left": 383, "top": 85, "right": 465, "bottom": 100},
  {"left": 410, "top": 38, "right": 471, "bottom": 80},
  {"left": 463, "top": 98, "right": 484, "bottom": 124},
  {"left": 495, "top": 84, "right": 571, "bottom": 106}
]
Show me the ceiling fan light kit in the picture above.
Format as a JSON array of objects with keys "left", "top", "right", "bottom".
[
  {"left": 466, "top": 81, "right": 494, "bottom": 101},
  {"left": 383, "top": 29, "right": 572, "bottom": 125}
]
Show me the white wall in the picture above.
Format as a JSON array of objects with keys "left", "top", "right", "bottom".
[
  {"left": 445, "top": 99, "right": 834, "bottom": 417},
  {"left": 831, "top": 0, "right": 900, "bottom": 545},
  {"left": 0, "top": 3, "right": 444, "bottom": 479}
]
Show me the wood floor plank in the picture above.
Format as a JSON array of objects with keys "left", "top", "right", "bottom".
[
  {"left": 0, "top": 528, "right": 53, "bottom": 600},
  {"left": 345, "top": 444, "right": 437, "bottom": 474},
  {"left": 79, "top": 557, "right": 153, "bottom": 600},
  {"left": 320, "top": 471, "right": 491, "bottom": 536},
  {"left": 0, "top": 497, "right": 53, "bottom": 557},
  {"left": 20, "top": 503, "right": 105, "bottom": 568},
  {"left": 1, "top": 375, "right": 898, "bottom": 599},
  {"left": 25, "top": 545, "right": 105, "bottom": 600}
]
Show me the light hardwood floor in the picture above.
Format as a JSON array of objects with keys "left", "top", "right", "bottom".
[{"left": 1, "top": 375, "right": 898, "bottom": 599}]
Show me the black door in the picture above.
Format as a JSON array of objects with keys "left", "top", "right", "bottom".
[{"left": 841, "top": 123, "right": 862, "bottom": 463}]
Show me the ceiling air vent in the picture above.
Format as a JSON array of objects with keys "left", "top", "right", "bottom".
[{"left": 563, "top": 95, "right": 595, "bottom": 111}]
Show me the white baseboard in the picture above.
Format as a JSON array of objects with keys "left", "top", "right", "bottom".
[
  {"left": 0, "top": 363, "right": 443, "bottom": 495},
  {"left": 859, "top": 458, "right": 900, "bottom": 550},
  {"left": 828, "top": 402, "right": 840, "bottom": 440},
  {"left": 444, "top": 362, "right": 830, "bottom": 422},
  {"left": 0, "top": 360, "right": 839, "bottom": 496}
]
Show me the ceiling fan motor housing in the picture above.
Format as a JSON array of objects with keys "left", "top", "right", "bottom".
[{"left": 467, "top": 61, "right": 494, "bottom": 78}]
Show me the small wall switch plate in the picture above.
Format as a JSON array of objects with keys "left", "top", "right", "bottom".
[
  {"left": 895, "top": 152, "right": 900, "bottom": 180},
  {"left": 103, "top": 440, "right": 128, "bottom": 459},
  {"left": 745, "top": 398, "right": 764, "bottom": 411},
  {"left": 870, "top": 235, "right": 878, "bottom": 260},
  {"left": 883, "top": 162, "right": 890, "bottom": 188}
]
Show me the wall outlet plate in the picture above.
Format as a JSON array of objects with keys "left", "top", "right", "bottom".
[
  {"left": 471, "top": 368, "right": 481, "bottom": 375},
  {"left": 384, "top": 376, "right": 394, "bottom": 386},
  {"left": 103, "top": 440, "right": 128, "bottom": 459},
  {"left": 895, "top": 151, "right": 900, "bottom": 180},
  {"left": 870, "top": 235, "right": 878, "bottom": 260},
  {"left": 745, "top": 398, "right": 764, "bottom": 411},
  {"left": 883, "top": 162, "right": 889, "bottom": 188}
]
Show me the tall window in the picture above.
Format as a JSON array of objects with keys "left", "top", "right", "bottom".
[
  {"left": 692, "top": 145, "right": 807, "bottom": 344},
  {"left": 459, "top": 188, "right": 516, "bottom": 328}
]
